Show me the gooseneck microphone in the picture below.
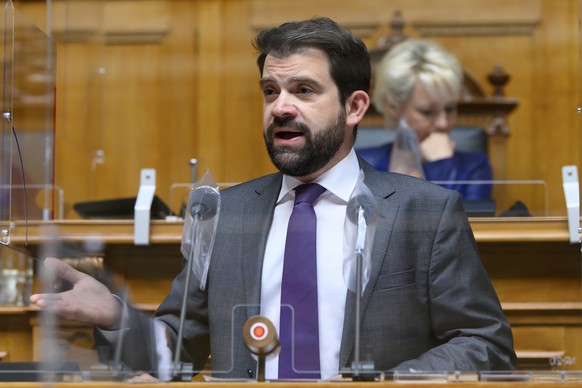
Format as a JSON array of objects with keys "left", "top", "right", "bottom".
[
  {"left": 188, "top": 185, "right": 220, "bottom": 220},
  {"left": 346, "top": 194, "right": 377, "bottom": 224},
  {"left": 173, "top": 185, "right": 220, "bottom": 381},
  {"left": 180, "top": 186, "right": 220, "bottom": 263}
]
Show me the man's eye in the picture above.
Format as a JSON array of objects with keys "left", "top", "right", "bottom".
[
  {"left": 297, "top": 86, "right": 313, "bottom": 94},
  {"left": 262, "top": 87, "right": 277, "bottom": 96},
  {"left": 444, "top": 105, "right": 457, "bottom": 114}
]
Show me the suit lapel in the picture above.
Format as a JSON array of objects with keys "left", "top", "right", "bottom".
[
  {"left": 339, "top": 161, "right": 398, "bottom": 369},
  {"left": 234, "top": 163, "right": 399, "bottom": 370},
  {"left": 241, "top": 174, "right": 283, "bottom": 318}
]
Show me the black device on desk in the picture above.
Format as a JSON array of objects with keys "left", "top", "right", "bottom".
[
  {"left": 73, "top": 195, "right": 173, "bottom": 220},
  {"left": 463, "top": 199, "right": 496, "bottom": 217}
]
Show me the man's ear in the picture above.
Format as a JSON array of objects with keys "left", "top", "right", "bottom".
[{"left": 345, "top": 90, "right": 370, "bottom": 127}]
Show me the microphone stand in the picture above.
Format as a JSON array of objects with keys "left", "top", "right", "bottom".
[
  {"left": 172, "top": 184, "right": 219, "bottom": 380},
  {"left": 110, "top": 286, "right": 130, "bottom": 381},
  {"left": 352, "top": 207, "right": 375, "bottom": 381},
  {"left": 171, "top": 215, "right": 199, "bottom": 381}
]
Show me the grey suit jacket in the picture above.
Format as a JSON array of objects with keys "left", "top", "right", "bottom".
[{"left": 103, "top": 157, "right": 516, "bottom": 377}]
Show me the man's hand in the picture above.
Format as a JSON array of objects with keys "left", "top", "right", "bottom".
[
  {"left": 420, "top": 132, "right": 455, "bottom": 162},
  {"left": 30, "top": 257, "right": 122, "bottom": 330}
]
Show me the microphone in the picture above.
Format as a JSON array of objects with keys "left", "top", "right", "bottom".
[
  {"left": 181, "top": 185, "right": 220, "bottom": 264},
  {"left": 188, "top": 185, "right": 219, "bottom": 220},
  {"left": 242, "top": 316, "right": 279, "bottom": 356},
  {"left": 242, "top": 316, "right": 279, "bottom": 381},
  {"left": 347, "top": 195, "right": 378, "bottom": 253},
  {"left": 346, "top": 194, "right": 378, "bottom": 224},
  {"left": 173, "top": 184, "right": 220, "bottom": 380}
]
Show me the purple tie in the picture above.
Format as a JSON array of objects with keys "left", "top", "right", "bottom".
[{"left": 278, "top": 183, "right": 326, "bottom": 379}]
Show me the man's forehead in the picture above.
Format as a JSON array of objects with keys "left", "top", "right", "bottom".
[{"left": 262, "top": 48, "right": 332, "bottom": 79}]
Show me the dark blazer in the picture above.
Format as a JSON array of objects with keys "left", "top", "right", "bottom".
[
  {"left": 100, "top": 157, "right": 516, "bottom": 377},
  {"left": 356, "top": 143, "right": 493, "bottom": 200}
]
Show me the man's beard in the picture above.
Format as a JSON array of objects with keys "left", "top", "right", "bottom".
[{"left": 264, "top": 110, "right": 347, "bottom": 177}]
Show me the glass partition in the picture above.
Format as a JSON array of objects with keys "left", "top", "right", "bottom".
[
  {"left": 0, "top": 1, "right": 14, "bottom": 243},
  {"left": 54, "top": 0, "right": 107, "bottom": 202},
  {"left": 0, "top": 0, "right": 55, "bottom": 326},
  {"left": 0, "top": 0, "right": 56, "bottom": 237},
  {"left": 428, "top": 180, "right": 549, "bottom": 217},
  {"left": 0, "top": 0, "right": 580, "bottom": 384}
]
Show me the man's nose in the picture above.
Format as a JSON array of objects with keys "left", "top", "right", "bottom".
[{"left": 271, "top": 92, "right": 298, "bottom": 117}]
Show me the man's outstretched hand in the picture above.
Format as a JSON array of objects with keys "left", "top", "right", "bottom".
[{"left": 30, "top": 257, "right": 122, "bottom": 330}]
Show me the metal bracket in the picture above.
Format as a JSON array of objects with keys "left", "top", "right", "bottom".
[
  {"left": 562, "top": 165, "right": 580, "bottom": 244},
  {"left": 134, "top": 169, "right": 156, "bottom": 245}
]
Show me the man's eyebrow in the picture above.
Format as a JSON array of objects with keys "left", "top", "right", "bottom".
[
  {"left": 259, "top": 76, "right": 322, "bottom": 88},
  {"left": 259, "top": 77, "right": 275, "bottom": 88},
  {"left": 291, "top": 76, "right": 322, "bottom": 88}
]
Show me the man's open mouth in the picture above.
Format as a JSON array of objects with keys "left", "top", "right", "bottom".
[{"left": 276, "top": 131, "right": 303, "bottom": 140}]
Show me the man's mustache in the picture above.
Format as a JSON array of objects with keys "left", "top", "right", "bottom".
[{"left": 267, "top": 117, "right": 310, "bottom": 136}]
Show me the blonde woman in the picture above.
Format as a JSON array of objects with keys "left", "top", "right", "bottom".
[{"left": 357, "top": 39, "right": 492, "bottom": 200}]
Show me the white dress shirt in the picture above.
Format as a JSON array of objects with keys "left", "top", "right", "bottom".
[
  {"left": 107, "top": 149, "right": 361, "bottom": 381},
  {"left": 261, "top": 148, "right": 360, "bottom": 380}
]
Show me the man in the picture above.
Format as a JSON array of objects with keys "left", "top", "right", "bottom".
[{"left": 31, "top": 17, "right": 516, "bottom": 380}]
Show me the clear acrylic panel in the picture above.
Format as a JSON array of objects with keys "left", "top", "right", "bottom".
[
  {"left": 52, "top": 0, "right": 108, "bottom": 202},
  {"left": 427, "top": 180, "right": 549, "bottom": 217},
  {"left": 169, "top": 181, "right": 238, "bottom": 218},
  {"left": 0, "top": 0, "right": 14, "bottom": 241},
  {"left": 0, "top": 0, "right": 56, "bottom": 333},
  {"left": 0, "top": 1, "right": 56, "bottom": 233},
  {"left": 3, "top": 0, "right": 582, "bottom": 385},
  {"left": 11, "top": 6, "right": 56, "bottom": 222}
]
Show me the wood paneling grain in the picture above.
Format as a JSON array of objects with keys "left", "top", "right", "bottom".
[{"left": 10, "top": 0, "right": 580, "bottom": 218}]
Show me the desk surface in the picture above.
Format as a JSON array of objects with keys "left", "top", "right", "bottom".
[
  {"left": 3, "top": 381, "right": 582, "bottom": 388},
  {"left": 2, "top": 219, "right": 582, "bottom": 382},
  {"left": 5, "top": 217, "right": 575, "bottom": 245}
]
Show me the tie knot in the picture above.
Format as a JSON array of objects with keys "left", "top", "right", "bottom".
[{"left": 294, "top": 183, "right": 326, "bottom": 206}]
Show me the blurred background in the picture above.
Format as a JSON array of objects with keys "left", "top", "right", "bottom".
[{"left": 6, "top": 0, "right": 580, "bottom": 219}]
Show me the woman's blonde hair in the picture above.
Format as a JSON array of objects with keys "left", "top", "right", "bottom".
[{"left": 372, "top": 39, "right": 463, "bottom": 126}]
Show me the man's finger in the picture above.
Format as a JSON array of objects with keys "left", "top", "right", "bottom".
[{"left": 43, "top": 257, "right": 87, "bottom": 284}]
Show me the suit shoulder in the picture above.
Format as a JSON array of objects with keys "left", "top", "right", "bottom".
[
  {"left": 220, "top": 173, "right": 281, "bottom": 199},
  {"left": 370, "top": 168, "right": 463, "bottom": 204}
]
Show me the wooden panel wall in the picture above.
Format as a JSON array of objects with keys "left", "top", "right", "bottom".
[{"left": 13, "top": 0, "right": 581, "bottom": 218}]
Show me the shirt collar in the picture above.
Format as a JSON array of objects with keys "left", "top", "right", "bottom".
[{"left": 278, "top": 148, "right": 360, "bottom": 204}]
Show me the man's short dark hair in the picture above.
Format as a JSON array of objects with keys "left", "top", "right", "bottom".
[{"left": 253, "top": 17, "right": 371, "bottom": 105}]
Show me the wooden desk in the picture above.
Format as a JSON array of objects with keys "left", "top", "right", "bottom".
[
  {"left": 2, "top": 380, "right": 582, "bottom": 387},
  {"left": 7, "top": 216, "right": 575, "bottom": 244},
  {"left": 1, "top": 218, "right": 581, "bottom": 371}
]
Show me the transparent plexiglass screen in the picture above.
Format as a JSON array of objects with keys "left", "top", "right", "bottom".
[
  {"left": 0, "top": 1, "right": 56, "bottom": 239},
  {"left": 3, "top": 0, "right": 582, "bottom": 384}
]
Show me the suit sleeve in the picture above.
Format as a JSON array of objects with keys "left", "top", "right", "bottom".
[
  {"left": 93, "top": 302, "right": 158, "bottom": 374},
  {"left": 93, "top": 259, "right": 211, "bottom": 376},
  {"left": 392, "top": 191, "right": 517, "bottom": 371},
  {"left": 154, "top": 258, "right": 211, "bottom": 371}
]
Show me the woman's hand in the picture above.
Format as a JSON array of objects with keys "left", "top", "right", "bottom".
[{"left": 420, "top": 132, "right": 455, "bottom": 162}]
